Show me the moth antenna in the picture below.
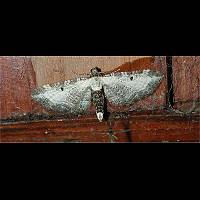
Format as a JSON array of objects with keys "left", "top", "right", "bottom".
[
  {"left": 71, "top": 69, "right": 90, "bottom": 79},
  {"left": 113, "top": 68, "right": 121, "bottom": 73},
  {"left": 103, "top": 67, "right": 121, "bottom": 75}
]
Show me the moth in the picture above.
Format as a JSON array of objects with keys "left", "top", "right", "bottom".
[{"left": 32, "top": 67, "right": 163, "bottom": 122}]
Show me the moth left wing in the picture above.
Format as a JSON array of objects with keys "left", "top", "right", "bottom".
[
  {"left": 32, "top": 78, "right": 92, "bottom": 115},
  {"left": 100, "top": 70, "right": 163, "bottom": 105}
]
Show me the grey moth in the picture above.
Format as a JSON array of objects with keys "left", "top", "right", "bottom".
[{"left": 32, "top": 67, "right": 163, "bottom": 122}]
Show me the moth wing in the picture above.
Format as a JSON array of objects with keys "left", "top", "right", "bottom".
[
  {"left": 101, "top": 70, "right": 163, "bottom": 105},
  {"left": 32, "top": 78, "right": 92, "bottom": 115}
]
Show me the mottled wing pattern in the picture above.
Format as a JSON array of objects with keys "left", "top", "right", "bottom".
[
  {"left": 101, "top": 70, "right": 163, "bottom": 105},
  {"left": 32, "top": 78, "right": 92, "bottom": 115}
]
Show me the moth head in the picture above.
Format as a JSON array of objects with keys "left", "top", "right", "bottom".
[{"left": 91, "top": 67, "right": 101, "bottom": 77}]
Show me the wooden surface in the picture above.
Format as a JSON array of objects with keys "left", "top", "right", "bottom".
[
  {"left": 173, "top": 56, "right": 200, "bottom": 113},
  {"left": 0, "top": 56, "right": 199, "bottom": 143},
  {"left": 1, "top": 111, "right": 199, "bottom": 142},
  {"left": 31, "top": 56, "right": 151, "bottom": 86},
  {"left": 0, "top": 57, "right": 36, "bottom": 119}
]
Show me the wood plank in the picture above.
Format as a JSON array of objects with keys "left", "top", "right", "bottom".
[
  {"left": 173, "top": 56, "right": 200, "bottom": 113},
  {"left": 31, "top": 56, "right": 151, "bottom": 86},
  {"left": 0, "top": 56, "right": 37, "bottom": 119},
  {"left": 1, "top": 111, "right": 199, "bottom": 142}
]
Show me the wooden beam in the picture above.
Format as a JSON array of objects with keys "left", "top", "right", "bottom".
[
  {"left": 173, "top": 56, "right": 200, "bottom": 112},
  {"left": 0, "top": 56, "right": 36, "bottom": 119},
  {"left": 1, "top": 111, "right": 199, "bottom": 142}
]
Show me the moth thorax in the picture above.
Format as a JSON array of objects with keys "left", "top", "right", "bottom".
[{"left": 91, "top": 77, "right": 102, "bottom": 91}]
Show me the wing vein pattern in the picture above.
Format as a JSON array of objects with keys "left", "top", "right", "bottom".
[
  {"left": 32, "top": 78, "right": 92, "bottom": 114},
  {"left": 101, "top": 70, "right": 163, "bottom": 105}
]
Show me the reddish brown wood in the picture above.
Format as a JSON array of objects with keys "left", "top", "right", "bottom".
[
  {"left": 1, "top": 111, "right": 199, "bottom": 142},
  {"left": 0, "top": 57, "right": 37, "bottom": 119},
  {"left": 1, "top": 56, "right": 198, "bottom": 143},
  {"left": 31, "top": 56, "right": 151, "bottom": 86},
  {"left": 173, "top": 56, "right": 200, "bottom": 112}
]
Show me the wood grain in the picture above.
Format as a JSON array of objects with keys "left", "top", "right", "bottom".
[
  {"left": 173, "top": 56, "right": 200, "bottom": 112},
  {"left": 31, "top": 56, "right": 150, "bottom": 86},
  {"left": 0, "top": 56, "right": 37, "bottom": 119},
  {"left": 1, "top": 111, "right": 199, "bottom": 142}
]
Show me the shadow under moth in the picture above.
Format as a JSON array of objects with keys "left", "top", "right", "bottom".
[{"left": 32, "top": 67, "right": 163, "bottom": 122}]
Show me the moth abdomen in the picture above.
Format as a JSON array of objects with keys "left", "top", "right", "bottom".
[{"left": 91, "top": 90, "right": 105, "bottom": 122}]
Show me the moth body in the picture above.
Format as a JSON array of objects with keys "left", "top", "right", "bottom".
[
  {"left": 90, "top": 74, "right": 105, "bottom": 122},
  {"left": 90, "top": 77, "right": 103, "bottom": 91}
]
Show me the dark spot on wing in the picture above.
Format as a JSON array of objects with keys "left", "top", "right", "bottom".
[
  {"left": 61, "top": 87, "right": 64, "bottom": 91},
  {"left": 130, "top": 77, "right": 133, "bottom": 81}
]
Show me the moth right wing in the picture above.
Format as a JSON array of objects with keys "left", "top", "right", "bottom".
[
  {"left": 32, "top": 78, "right": 92, "bottom": 115},
  {"left": 101, "top": 70, "right": 163, "bottom": 105}
]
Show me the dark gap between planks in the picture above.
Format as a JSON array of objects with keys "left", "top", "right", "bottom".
[{"left": 166, "top": 56, "right": 174, "bottom": 108}]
